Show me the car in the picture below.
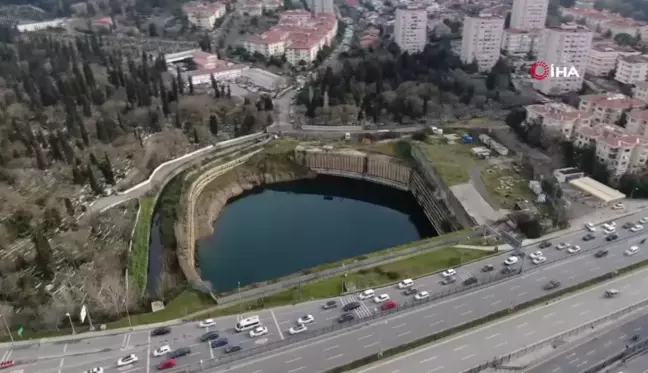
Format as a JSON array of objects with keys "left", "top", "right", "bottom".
[
  {"left": 595, "top": 249, "right": 609, "bottom": 258},
  {"left": 398, "top": 278, "right": 414, "bottom": 288},
  {"left": 625, "top": 246, "right": 640, "bottom": 256},
  {"left": 403, "top": 287, "right": 418, "bottom": 295},
  {"left": 414, "top": 291, "right": 429, "bottom": 300},
  {"left": 613, "top": 203, "right": 624, "bottom": 210},
  {"left": 297, "top": 315, "right": 315, "bottom": 324},
  {"left": 544, "top": 280, "right": 561, "bottom": 290},
  {"left": 585, "top": 222, "right": 596, "bottom": 232},
  {"left": 289, "top": 325, "right": 307, "bottom": 335},
  {"left": 441, "top": 276, "right": 456, "bottom": 285},
  {"left": 343, "top": 301, "right": 361, "bottom": 311},
  {"left": 153, "top": 345, "right": 171, "bottom": 357},
  {"left": 556, "top": 242, "right": 571, "bottom": 250},
  {"left": 249, "top": 326, "right": 269, "bottom": 337},
  {"left": 501, "top": 266, "right": 515, "bottom": 275},
  {"left": 169, "top": 347, "right": 191, "bottom": 359},
  {"left": 603, "top": 222, "right": 616, "bottom": 231},
  {"left": 631, "top": 224, "right": 644, "bottom": 232},
  {"left": 374, "top": 294, "right": 390, "bottom": 303},
  {"left": 504, "top": 256, "right": 519, "bottom": 265},
  {"left": 358, "top": 289, "right": 375, "bottom": 300},
  {"left": 605, "top": 289, "right": 621, "bottom": 298},
  {"left": 117, "top": 354, "right": 138, "bottom": 367},
  {"left": 322, "top": 300, "right": 337, "bottom": 310},
  {"left": 151, "top": 327, "right": 171, "bottom": 336},
  {"left": 199, "top": 331, "right": 219, "bottom": 342},
  {"left": 83, "top": 368, "right": 103, "bottom": 373},
  {"left": 606, "top": 233, "right": 619, "bottom": 241},
  {"left": 481, "top": 264, "right": 494, "bottom": 272},
  {"left": 532, "top": 256, "right": 547, "bottom": 264},
  {"left": 604, "top": 228, "right": 616, "bottom": 235},
  {"left": 157, "top": 359, "right": 176, "bottom": 370},
  {"left": 463, "top": 277, "right": 478, "bottom": 286},
  {"left": 338, "top": 313, "right": 355, "bottom": 323},
  {"left": 210, "top": 338, "right": 228, "bottom": 348},
  {"left": 567, "top": 245, "right": 581, "bottom": 254},
  {"left": 441, "top": 269, "right": 456, "bottom": 278},
  {"left": 224, "top": 345, "right": 242, "bottom": 354},
  {"left": 381, "top": 300, "right": 397, "bottom": 310},
  {"left": 530, "top": 251, "right": 543, "bottom": 260},
  {"left": 583, "top": 233, "right": 595, "bottom": 241},
  {"left": 623, "top": 222, "right": 635, "bottom": 229},
  {"left": 640, "top": 217, "right": 648, "bottom": 224},
  {"left": 538, "top": 241, "right": 552, "bottom": 249},
  {"left": 199, "top": 319, "right": 216, "bottom": 328},
  {"left": 0, "top": 361, "right": 16, "bottom": 370}
]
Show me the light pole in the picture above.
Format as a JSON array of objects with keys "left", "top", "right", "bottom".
[
  {"left": 125, "top": 278, "right": 132, "bottom": 327},
  {"left": 65, "top": 312, "right": 76, "bottom": 334},
  {"left": 0, "top": 314, "right": 14, "bottom": 343}
]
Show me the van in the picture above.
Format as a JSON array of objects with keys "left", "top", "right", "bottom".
[
  {"left": 398, "top": 279, "right": 413, "bottom": 289},
  {"left": 235, "top": 315, "right": 261, "bottom": 332}
]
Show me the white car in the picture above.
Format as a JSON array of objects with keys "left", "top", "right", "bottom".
[
  {"left": 398, "top": 278, "right": 414, "bottom": 289},
  {"left": 117, "top": 354, "right": 138, "bottom": 367},
  {"left": 530, "top": 251, "right": 543, "bottom": 260},
  {"left": 532, "top": 256, "right": 547, "bottom": 265},
  {"left": 441, "top": 269, "right": 456, "bottom": 278},
  {"left": 613, "top": 203, "right": 624, "bottom": 210},
  {"left": 288, "top": 325, "right": 307, "bottom": 335},
  {"left": 631, "top": 224, "right": 644, "bottom": 232},
  {"left": 199, "top": 319, "right": 215, "bottom": 328},
  {"left": 604, "top": 228, "right": 616, "bottom": 235},
  {"left": 556, "top": 242, "right": 571, "bottom": 250},
  {"left": 640, "top": 217, "right": 648, "bottom": 224},
  {"left": 504, "top": 256, "right": 519, "bottom": 265},
  {"left": 585, "top": 223, "right": 596, "bottom": 232},
  {"left": 297, "top": 315, "right": 315, "bottom": 324},
  {"left": 358, "top": 289, "right": 375, "bottom": 300},
  {"left": 602, "top": 222, "right": 616, "bottom": 231},
  {"left": 153, "top": 345, "right": 171, "bottom": 357},
  {"left": 84, "top": 368, "right": 104, "bottom": 373},
  {"left": 249, "top": 326, "right": 268, "bottom": 337},
  {"left": 626, "top": 246, "right": 640, "bottom": 256},
  {"left": 414, "top": 291, "right": 429, "bottom": 300},
  {"left": 567, "top": 245, "right": 581, "bottom": 254},
  {"left": 374, "top": 294, "right": 390, "bottom": 303}
]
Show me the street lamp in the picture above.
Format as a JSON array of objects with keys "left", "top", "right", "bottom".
[
  {"left": 0, "top": 314, "right": 14, "bottom": 344},
  {"left": 65, "top": 312, "right": 76, "bottom": 335}
]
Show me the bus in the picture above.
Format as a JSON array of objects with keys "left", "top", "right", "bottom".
[{"left": 235, "top": 315, "right": 261, "bottom": 332}]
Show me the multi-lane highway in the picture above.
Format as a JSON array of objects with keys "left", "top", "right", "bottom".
[
  {"left": 610, "top": 349, "right": 648, "bottom": 373},
  {"left": 4, "top": 210, "right": 648, "bottom": 373}
]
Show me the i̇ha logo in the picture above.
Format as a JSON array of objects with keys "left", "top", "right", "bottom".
[{"left": 529, "top": 61, "right": 580, "bottom": 80}]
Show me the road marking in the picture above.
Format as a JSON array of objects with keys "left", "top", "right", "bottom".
[
  {"left": 453, "top": 345, "right": 467, "bottom": 351},
  {"left": 286, "top": 357, "right": 302, "bottom": 364},
  {"left": 392, "top": 323, "right": 407, "bottom": 329},
  {"left": 424, "top": 314, "right": 437, "bottom": 319},
  {"left": 428, "top": 366, "right": 444, "bottom": 372},
  {"left": 490, "top": 300, "right": 502, "bottom": 306},
  {"left": 482, "top": 294, "right": 495, "bottom": 300},
  {"left": 586, "top": 350, "right": 596, "bottom": 356},
  {"left": 517, "top": 292, "right": 528, "bottom": 296},
  {"left": 323, "top": 345, "right": 339, "bottom": 352},
  {"left": 510, "top": 285, "right": 521, "bottom": 290},
  {"left": 486, "top": 333, "right": 500, "bottom": 340},
  {"left": 553, "top": 320, "right": 565, "bottom": 325},
  {"left": 287, "top": 367, "right": 305, "bottom": 373},
  {"left": 326, "top": 316, "right": 338, "bottom": 321},
  {"left": 420, "top": 356, "right": 437, "bottom": 364},
  {"left": 571, "top": 302, "right": 583, "bottom": 308},
  {"left": 57, "top": 343, "right": 67, "bottom": 373},
  {"left": 460, "top": 311, "right": 473, "bottom": 316},
  {"left": 580, "top": 310, "right": 591, "bottom": 316},
  {"left": 454, "top": 304, "right": 467, "bottom": 309},
  {"left": 590, "top": 267, "right": 601, "bottom": 271},
  {"left": 566, "top": 353, "right": 576, "bottom": 359},
  {"left": 462, "top": 354, "right": 475, "bottom": 360},
  {"left": 576, "top": 360, "right": 588, "bottom": 368},
  {"left": 496, "top": 342, "right": 507, "bottom": 347},
  {"left": 251, "top": 371, "right": 262, "bottom": 373},
  {"left": 553, "top": 367, "right": 562, "bottom": 372},
  {"left": 209, "top": 341, "right": 214, "bottom": 359},
  {"left": 536, "top": 277, "right": 547, "bottom": 282},
  {"left": 569, "top": 358, "right": 579, "bottom": 364},
  {"left": 327, "top": 354, "right": 343, "bottom": 360},
  {"left": 430, "top": 320, "right": 444, "bottom": 327},
  {"left": 635, "top": 327, "right": 642, "bottom": 332},
  {"left": 364, "top": 342, "right": 380, "bottom": 348},
  {"left": 146, "top": 334, "right": 151, "bottom": 373},
  {"left": 0, "top": 350, "right": 8, "bottom": 362},
  {"left": 568, "top": 275, "right": 577, "bottom": 280},
  {"left": 525, "top": 331, "right": 535, "bottom": 336},
  {"left": 359, "top": 334, "right": 374, "bottom": 340},
  {"left": 517, "top": 322, "right": 528, "bottom": 328},
  {"left": 604, "top": 340, "right": 613, "bottom": 347},
  {"left": 271, "top": 310, "right": 285, "bottom": 340},
  {"left": 619, "top": 334, "right": 627, "bottom": 340},
  {"left": 397, "top": 331, "right": 411, "bottom": 337},
  {"left": 543, "top": 312, "right": 556, "bottom": 319},
  {"left": 122, "top": 333, "right": 129, "bottom": 348}
]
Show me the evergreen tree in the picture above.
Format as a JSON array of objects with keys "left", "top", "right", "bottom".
[
  {"left": 86, "top": 164, "right": 102, "bottom": 194},
  {"left": 189, "top": 77, "right": 194, "bottom": 95},
  {"left": 100, "top": 153, "right": 116, "bottom": 185},
  {"left": 64, "top": 197, "right": 75, "bottom": 217},
  {"left": 209, "top": 114, "right": 219, "bottom": 135},
  {"left": 176, "top": 66, "right": 184, "bottom": 95}
]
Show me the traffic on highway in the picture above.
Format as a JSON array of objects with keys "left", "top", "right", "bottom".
[{"left": 3, "top": 210, "right": 648, "bottom": 373}]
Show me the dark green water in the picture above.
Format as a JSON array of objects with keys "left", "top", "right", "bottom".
[{"left": 197, "top": 175, "right": 436, "bottom": 292}]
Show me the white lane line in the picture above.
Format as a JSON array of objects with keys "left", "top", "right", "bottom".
[
  {"left": 209, "top": 341, "right": 214, "bottom": 359},
  {"left": 536, "top": 277, "right": 547, "bottom": 282},
  {"left": 454, "top": 304, "right": 467, "bottom": 309},
  {"left": 327, "top": 354, "right": 343, "bottom": 360},
  {"left": 552, "top": 368, "right": 561, "bottom": 372},
  {"left": 430, "top": 320, "right": 444, "bottom": 327},
  {"left": 420, "top": 356, "right": 437, "bottom": 364},
  {"left": 510, "top": 285, "right": 521, "bottom": 290},
  {"left": 392, "top": 323, "right": 407, "bottom": 329},
  {"left": 462, "top": 354, "right": 476, "bottom": 361},
  {"left": 326, "top": 316, "right": 338, "bottom": 321},
  {"left": 635, "top": 327, "right": 643, "bottom": 332},
  {"left": 286, "top": 357, "right": 302, "bottom": 364},
  {"left": 397, "top": 331, "right": 412, "bottom": 337},
  {"left": 590, "top": 267, "right": 600, "bottom": 272},
  {"left": 586, "top": 350, "right": 596, "bottom": 356},
  {"left": 453, "top": 345, "right": 467, "bottom": 351},
  {"left": 496, "top": 342, "right": 507, "bottom": 348},
  {"left": 517, "top": 292, "right": 528, "bottom": 297},
  {"left": 58, "top": 343, "right": 68, "bottom": 373},
  {"left": 364, "top": 341, "right": 380, "bottom": 348},
  {"left": 359, "top": 334, "right": 374, "bottom": 340},
  {"left": 566, "top": 353, "right": 576, "bottom": 359},
  {"left": 517, "top": 323, "right": 528, "bottom": 328},
  {"left": 576, "top": 360, "right": 589, "bottom": 368},
  {"left": 525, "top": 331, "right": 535, "bottom": 336},
  {"left": 323, "top": 345, "right": 339, "bottom": 352},
  {"left": 580, "top": 310, "right": 591, "bottom": 316},
  {"left": 568, "top": 275, "right": 578, "bottom": 280},
  {"left": 460, "top": 311, "right": 473, "bottom": 316},
  {"left": 571, "top": 302, "right": 583, "bottom": 308},
  {"left": 0, "top": 350, "right": 8, "bottom": 363},
  {"left": 428, "top": 366, "right": 444, "bottom": 372},
  {"left": 553, "top": 320, "right": 565, "bottom": 325},
  {"left": 271, "top": 310, "right": 285, "bottom": 340},
  {"left": 543, "top": 312, "right": 556, "bottom": 319},
  {"left": 146, "top": 334, "right": 151, "bottom": 373},
  {"left": 424, "top": 314, "right": 437, "bottom": 319},
  {"left": 486, "top": 333, "right": 500, "bottom": 340},
  {"left": 287, "top": 366, "right": 306, "bottom": 373},
  {"left": 569, "top": 358, "right": 579, "bottom": 364},
  {"left": 251, "top": 371, "right": 263, "bottom": 373},
  {"left": 482, "top": 294, "right": 495, "bottom": 300},
  {"left": 604, "top": 341, "right": 613, "bottom": 347},
  {"left": 490, "top": 300, "right": 502, "bottom": 306}
]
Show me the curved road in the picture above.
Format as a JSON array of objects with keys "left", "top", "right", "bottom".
[{"left": 3, "top": 211, "right": 648, "bottom": 372}]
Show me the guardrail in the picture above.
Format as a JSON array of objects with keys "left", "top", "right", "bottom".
[{"left": 581, "top": 335, "right": 648, "bottom": 373}]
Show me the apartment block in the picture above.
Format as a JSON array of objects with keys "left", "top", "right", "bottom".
[
  {"left": 574, "top": 125, "right": 648, "bottom": 177},
  {"left": 533, "top": 24, "right": 592, "bottom": 95},
  {"left": 394, "top": 7, "right": 428, "bottom": 53},
  {"left": 633, "top": 82, "right": 648, "bottom": 103},
  {"left": 524, "top": 102, "right": 593, "bottom": 139},
  {"left": 501, "top": 29, "right": 540, "bottom": 56},
  {"left": 510, "top": 0, "right": 549, "bottom": 30},
  {"left": 587, "top": 44, "right": 640, "bottom": 76},
  {"left": 561, "top": 6, "right": 648, "bottom": 38},
  {"left": 627, "top": 110, "right": 648, "bottom": 137},
  {"left": 614, "top": 55, "right": 648, "bottom": 85},
  {"left": 182, "top": 1, "right": 226, "bottom": 29},
  {"left": 460, "top": 13, "right": 504, "bottom": 72},
  {"left": 579, "top": 93, "right": 646, "bottom": 125},
  {"left": 309, "top": 0, "right": 334, "bottom": 14}
]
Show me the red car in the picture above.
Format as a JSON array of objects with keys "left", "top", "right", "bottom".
[
  {"left": 157, "top": 359, "right": 176, "bottom": 370},
  {"left": 0, "top": 361, "right": 16, "bottom": 370},
  {"left": 381, "top": 300, "right": 397, "bottom": 311}
]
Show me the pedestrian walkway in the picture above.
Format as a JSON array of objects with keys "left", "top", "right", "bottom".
[
  {"left": 339, "top": 295, "right": 373, "bottom": 318},
  {"left": 453, "top": 268, "right": 474, "bottom": 281}
]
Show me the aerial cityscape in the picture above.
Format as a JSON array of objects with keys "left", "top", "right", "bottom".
[{"left": 2, "top": 0, "right": 648, "bottom": 371}]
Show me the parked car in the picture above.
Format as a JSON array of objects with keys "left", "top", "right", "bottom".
[
  {"left": 343, "top": 302, "right": 361, "bottom": 311},
  {"left": 623, "top": 222, "right": 635, "bottom": 229},
  {"left": 157, "top": 359, "right": 176, "bottom": 370},
  {"left": 169, "top": 347, "right": 191, "bottom": 359},
  {"left": 83, "top": 368, "right": 103, "bottom": 373},
  {"left": 544, "top": 280, "right": 561, "bottom": 290},
  {"left": 297, "top": 315, "right": 315, "bottom": 324},
  {"left": 117, "top": 355, "right": 138, "bottom": 367},
  {"left": 441, "top": 276, "right": 456, "bottom": 285},
  {"left": 381, "top": 300, "right": 397, "bottom": 311},
  {"left": 199, "top": 319, "right": 216, "bottom": 328},
  {"left": 210, "top": 338, "right": 228, "bottom": 348},
  {"left": 606, "top": 233, "right": 619, "bottom": 241},
  {"left": 605, "top": 289, "right": 620, "bottom": 298},
  {"left": 199, "top": 331, "right": 219, "bottom": 342},
  {"left": 151, "top": 327, "right": 171, "bottom": 336},
  {"left": 538, "top": 241, "right": 552, "bottom": 249},
  {"left": 583, "top": 233, "right": 595, "bottom": 241},
  {"left": 0, "top": 361, "right": 16, "bottom": 370},
  {"left": 398, "top": 279, "right": 414, "bottom": 288},
  {"left": 153, "top": 345, "right": 171, "bottom": 357},
  {"left": 322, "top": 300, "right": 337, "bottom": 310},
  {"left": 289, "top": 325, "right": 307, "bottom": 335},
  {"left": 403, "top": 287, "right": 418, "bottom": 295},
  {"left": 249, "top": 326, "right": 269, "bottom": 337},
  {"left": 481, "top": 264, "right": 494, "bottom": 272},
  {"left": 224, "top": 345, "right": 242, "bottom": 354},
  {"left": 338, "top": 313, "right": 355, "bottom": 323}
]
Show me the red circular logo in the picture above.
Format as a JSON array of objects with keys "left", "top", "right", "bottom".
[{"left": 530, "top": 61, "right": 549, "bottom": 80}]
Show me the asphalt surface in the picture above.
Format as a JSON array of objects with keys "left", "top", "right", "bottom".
[
  {"left": 613, "top": 350, "right": 648, "bottom": 373},
  {"left": 5, "top": 211, "right": 647, "bottom": 373}
]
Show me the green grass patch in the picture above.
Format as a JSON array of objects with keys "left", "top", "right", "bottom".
[
  {"left": 481, "top": 164, "right": 535, "bottom": 210},
  {"left": 418, "top": 137, "right": 484, "bottom": 186},
  {"left": 130, "top": 196, "right": 155, "bottom": 291},
  {"left": 265, "top": 139, "right": 301, "bottom": 154},
  {"left": 158, "top": 174, "right": 185, "bottom": 249}
]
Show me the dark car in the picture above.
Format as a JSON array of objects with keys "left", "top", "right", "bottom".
[
  {"left": 442, "top": 276, "right": 456, "bottom": 285},
  {"left": 210, "top": 338, "right": 228, "bottom": 348},
  {"left": 199, "top": 331, "right": 219, "bottom": 342},
  {"left": 338, "top": 313, "right": 355, "bottom": 323},
  {"left": 623, "top": 222, "right": 634, "bottom": 229},
  {"left": 322, "top": 300, "right": 337, "bottom": 310},
  {"left": 463, "top": 277, "right": 478, "bottom": 286},
  {"left": 169, "top": 347, "right": 191, "bottom": 359},
  {"left": 482, "top": 264, "right": 494, "bottom": 272},
  {"left": 343, "top": 302, "right": 361, "bottom": 312},
  {"left": 403, "top": 287, "right": 418, "bottom": 296},
  {"left": 606, "top": 233, "right": 619, "bottom": 241},
  {"left": 501, "top": 266, "right": 515, "bottom": 275},
  {"left": 544, "top": 280, "right": 561, "bottom": 290},
  {"left": 583, "top": 233, "right": 595, "bottom": 241},
  {"left": 538, "top": 241, "right": 552, "bottom": 249},
  {"left": 595, "top": 249, "right": 609, "bottom": 258},
  {"left": 224, "top": 345, "right": 242, "bottom": 354},
  {"left": 151, "top": 327, "right": 171, "bottom": 336}
]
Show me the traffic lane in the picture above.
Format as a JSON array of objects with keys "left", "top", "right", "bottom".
[
  {"left": 33, "top": 344, "right": 148, "bottom": 373},
  {"left": 9, "top": 342, "right": 66, "bottom": 361},
  {"left": 615, "top": 351, "right": 648, "bottom": 373},
  {"left": 65, "top": 334, "right": 129, "bottom": 354},
  {"left": 209, "top": 236, "right": 648, "bottom": 373}
]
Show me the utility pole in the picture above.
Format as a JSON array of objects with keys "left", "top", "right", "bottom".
[
  {"left": 0, "top": 314, "right": 14, "bottom": 344},
  {"left": 65, "top": 312, "right": 76, "bottom": 334}
]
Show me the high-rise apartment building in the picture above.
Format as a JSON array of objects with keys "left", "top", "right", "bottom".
[
  {"left": 510, "top": 0, "right": 549, "bottom": 30},
  {"left": 394, "top": 7, "right": 428, "bottom": 53},
  {"left": 460, "top": 14, "right": 504, "bottom": 72},
  {"left": 309, "top": 0, "right": 334, "bottom": 14},
  {"left": 533, "top": 24, "right": 593, "bottom": 95}
]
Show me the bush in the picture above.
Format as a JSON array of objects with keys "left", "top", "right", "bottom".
[{"left": 386, "top": 271, "right": 400, "bottom": 280}]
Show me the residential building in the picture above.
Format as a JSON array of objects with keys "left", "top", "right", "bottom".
[
  {"left": 460, "top": 13, "right": 504, "bottom": 72},
  {"left": 394, "top": 7, "right": 428, "bottom": 53},
  {"left": 17, "top": 19, "right": 67, "bottom": 32},
  {"left": 524, "top": 102, "right": 593, "bottom": 139},
  {"left": 633, "top": 81, "right": 648, "bottom": 103},
  {"left": 627, "top": 110, "right": 648, "bottom": 137},
  {"left": 587, "top": 44, "right": 640, "bottom": 76},
  {"left": 309, "top": 0, "right": 334, "bottom": 13},
  {"left": 510, "top": 0, "right": 548, "bottom": 30},
  {"left": 574, "top": 125, "right": 648, "bottom": 177},
  {"left": 614, "top": 55, "right": 648, "bottom": 85},
  {"left": 601, "top": 19, "right": 643, "bottom": 37},
  {"left": 501, "top": 29, "right": 540, "bottom": 56},
  {"left": 561, "top": 7, "right": 624, "bottom": 30},
  {"left": 533, "top": 24, "right": 592, "bottom": 95},
  {"left": 578, "top": 93, "right": 646, "bottom": 125},
  {"left": 182, "top": 1, "right": 227, "bottom": 29}
]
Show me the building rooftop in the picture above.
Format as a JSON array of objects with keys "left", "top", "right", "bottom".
[
  {"left": 182, "top": 1, "right": 225, "bottom": 14},
  {"left": 546, "top": 23, "right": 591, "bottom": 32},
  {"left": 577, "top": 124, "right": 648, "bottom": 148},
  {"left": 591, "top": 43, "right": 638, "bottom": 53},
  {"left": 628, "top": 110, "right": 648, "bottom": 121},
  {"left": 580, "top": 93, "right": 646, "bottom": 110},
  {"left": 526, "top": 102, "right": 592, "bottom": 121},
  {"left": 618, "top": 54, "right": 648, "bottom": 64}
]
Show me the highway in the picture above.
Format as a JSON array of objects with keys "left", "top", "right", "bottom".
[
  {"left": 612, "top": 350, "right": 648, "bottom": 373},
  {"left": 3, "top": 211, "right": 648, "bottom": 373}
]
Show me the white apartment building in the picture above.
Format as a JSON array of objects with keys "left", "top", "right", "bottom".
[
  {"left": 460, "top": 13, "right": 504, "bottom": 72},
  {"left": 533, "top": 24, "right": 592, "bottom": 95},
  {"left": 524, "top": 102, "right": 593, "bottom": 139},
  {"left": 394, "top": 7, "right": 428, "bottom": 53},
  {"left": 627, "top": 110, "right": 648, "bottom": 137},
  {"left": 587, "top": 44, "right": 640, "bottom": 76},
  {"left": 614, "top": 55, "right": 648, "bottom": 85},
  {"left": 309, "top": 0, "right": 334, "bottom": 13},
  {"left": 574, "top": 125, "right": 648, "bottom": 177},
  {"left": 510, "top": 0, "right": 549, "bottom": 30},
  {"left": 501, "top": 29, "right": 540, "bottom": 56},
  {"left": 633, "top": 82, "right": 648, "bottom": 103},
  {"left": 17, "top": 19, "right": 67, "bottom": 32},
  {"left": 182, "top": 1, "right": 226, "bottom": 29},
  {"left": 579, "top": 93, "right": 646, "bottom": 125}
]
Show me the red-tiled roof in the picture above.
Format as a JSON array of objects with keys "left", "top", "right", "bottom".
[
  {"left": 526, "top": 103, "right": 592, "bottom": 121},
  {"left": 577, "top": 125, "right": 648, "bottom": 148},
  {"left": 182, "top": 1, "right": 225, "bottom": 14},
  {"left": 580, "top": 93, "right": 646, "bottom": 110},
  {"left": 629, "top": 110, "right": 648, "bottom": 121}
]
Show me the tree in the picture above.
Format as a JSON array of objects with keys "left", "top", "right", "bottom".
[
  {"left": 189, "top": 77, "right": 194, "bottom": 95},
  {"left": 32, "top": 231, "right": 54, "bottom": 280},
  {"left": 64, "top": 198, "right": 75, "bottom": 217},
  {"left": 86, "top": 164, "right": 102, "bottom": 194},
  {"left": 209, "top": 114, "right": 219, "bottom": 136},
  {"left": 100, "top": 153, "right": 116, "bottom": 185}
]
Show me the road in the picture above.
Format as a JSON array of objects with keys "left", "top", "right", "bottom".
[
  {"left": 5, "top": 211, "right": 648, "bottom": 373},
  {"left": 612, "top": 349, "right": 648, "bottom": 373}
]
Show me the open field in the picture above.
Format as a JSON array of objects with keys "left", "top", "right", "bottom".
[
  {"left": 130, "top": 196, "right": 155, "bottom": 291},
  {"left": 418, "top": 137, "right": 484, "bottom": 186},
  {"left": 481, "top": 164, "right": 535, "bottom": 209}
]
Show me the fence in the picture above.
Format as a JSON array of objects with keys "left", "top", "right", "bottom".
[{"left": 461, "top": 299, "right": 648, "bottom": 373}]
